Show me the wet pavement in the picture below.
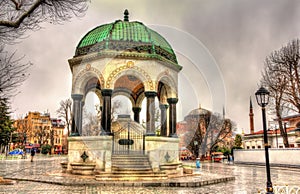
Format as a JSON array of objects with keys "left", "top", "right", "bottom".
[{"left": 0, "top": 155, "right": 299, "bottom": 193}]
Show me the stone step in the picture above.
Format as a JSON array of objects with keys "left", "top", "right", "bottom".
[
  {"left": 110, "top": 171, "right": 158, "bottom": 175},
  {"left": 112, "top": 161, "right": 150, "bottom": 164},
  {"left": 112, "top": 155, "right": 151, "bottom": 168},
  {"left": 95, "top": 176, "right": 167, "bottom": 181},
  {"left": 112, "top": 157, "right": 149, "bottom": 160},
  {"left": 112, "top": 156, "right": 149, "bottom": 160},
  {"left": 97, "top": 171, "right": 166, "bottom": 176},
  {"left": 112, "top": 167, "right": 153, "bottom": 172},
  {"left": 113, "top": 162, "right": 150, "bottom": 166},
  {"left": 112, "top": 164, "right": 151, "bottom": 168},
  {"left": 95, "top": 173, "right": 167, "bottom": 181},
  {"left": 112, "top": 154, "right": 147, "bottom": 157},
  {"left": 111, "top": 154, "right": 153, "bottom": 175},
  {"left": 112, "top": 158, "right": 149, "bottom": 160}
]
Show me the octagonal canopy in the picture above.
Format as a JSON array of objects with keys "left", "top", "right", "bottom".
[{"left": 75, "top": 10, "right": 179, "bottom": 65}]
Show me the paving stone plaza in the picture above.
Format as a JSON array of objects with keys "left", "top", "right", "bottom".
[{"left": 0, "top": 155, "right": 300, "bottom": 193}]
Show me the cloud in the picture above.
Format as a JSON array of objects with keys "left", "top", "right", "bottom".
[{"left": 9, "top": 0, "right": 300, "bottom": 134}]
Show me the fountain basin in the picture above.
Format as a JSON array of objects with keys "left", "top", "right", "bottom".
[
  {"left": 60, "top": 161, "right": 68, "bottom": 173},
  {"left": 70, "top": 162, "right": 96, "bottom": 175}
]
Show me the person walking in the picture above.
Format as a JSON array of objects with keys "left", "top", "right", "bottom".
[{"left": 30, "top": 148, "right": 35, "bottom": 162}]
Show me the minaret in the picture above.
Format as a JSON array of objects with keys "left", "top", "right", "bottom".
[{"left": 249, "top": 97, "right": 254, "bottom": 134}]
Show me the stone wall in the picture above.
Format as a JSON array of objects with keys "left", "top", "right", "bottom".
[
  {"left": 234, "top": 148, "right": 300, "bottom": 166},
  {"left": 68, "top": 136, "right": 113, "bottom": 172},
  {"left": 145, "top": 136, "right": 180, "bottom": 171}
]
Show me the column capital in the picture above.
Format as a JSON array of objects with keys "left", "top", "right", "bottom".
[
  {"left": 167, "top": 98, "right": 178, "bottom": 104},
  {"left": 159, "top": 104, "right": 169, "bottom": 110},
  {"left": 101, "top": 89, "right": 113, "bottom": 96},
  {"left": 71, "top": 94, "right": 83, "bottom": 100},
  {"left": 132, "top": 107, "right": 141, "bottom": 112},
  {"left": 144, "top": 91, "right": 157, "bottom": 98}
]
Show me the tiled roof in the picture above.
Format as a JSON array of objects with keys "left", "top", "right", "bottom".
[{"left": 75, "top": 17, "right": 178, "bottom": 64}]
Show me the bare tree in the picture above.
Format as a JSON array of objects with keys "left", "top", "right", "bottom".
[
  {"left": 0, "top": 0, "right": 89, "bottom": 107},
  {"left": 36, "top": 125, "right": 49, "bottom": 145},
  {"left": 141, "top": 106, "right": 161, "bottom": 135},
  {"left": 266, "top": 39, "right": 300, "bottom": 113},
  {"left": 14, "top": 116, "right": 31, "bottom": 143},
  {"left": 184, "top": 112, "right": 233, "bottom": 159},
  {"left": 82, "top": 100, "right": 123, "bottom": 136},
  {"left": 262, "top": 56, "right": 289, "bottom": 147},
  {"left": 111, "top": 100, "right": 122, "bottom": 121},
  {"left": 261, "top": 39, "right": 300, "bottom": 147},
  {"left": 0, "top": 0, "right": 88, "bottom": 44},
  {"left": 207, "top": 114, "right": 233, "bottom": 152},
  {"left": 82, "top": 108, "right": 98, "bottom": 136},
  {"left": 0, "top": 46, "right": 32, "bottom": 99},
  {"left": 282, "top": 39, "right": 300, "bottom": 112},
  {"left": 56, "top": 98, "right": 72, "bottom": 135}
]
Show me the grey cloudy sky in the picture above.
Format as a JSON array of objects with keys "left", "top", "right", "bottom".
[{"left": 9, "top": 0, "right": 300, "bottom": 134}]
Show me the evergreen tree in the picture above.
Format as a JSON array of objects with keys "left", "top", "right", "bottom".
[
  {"left": 0, "top": 98, "right": 14, "bottom": 152},
  {"left": 233, "top": 134, "right": 243, "bottom": 148}
]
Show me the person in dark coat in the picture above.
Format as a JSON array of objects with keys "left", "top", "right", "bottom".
[{"left": 30, "top": 148, "right": 35, "bottom": 162}]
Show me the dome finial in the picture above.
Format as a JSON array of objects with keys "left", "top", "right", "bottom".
[{"left": 124, "top": 9, "right": 129, "bottom": 21}]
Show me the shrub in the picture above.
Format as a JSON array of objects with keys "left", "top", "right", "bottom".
[{"left": 41, "top": 144, "right": 52, "bottom": 155}]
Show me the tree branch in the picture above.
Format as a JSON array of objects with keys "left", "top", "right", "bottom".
[{"left": 0, "top": 0, "right": 44, "bottom": 28}]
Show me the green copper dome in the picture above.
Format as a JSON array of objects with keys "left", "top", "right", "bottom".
[{"left": 75, "top": 11, "right": 178, "bottom": 64}]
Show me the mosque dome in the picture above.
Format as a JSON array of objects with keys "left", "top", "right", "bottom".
[
  {"left": 75, "top": 10, "right": 179, "bottom": 65},
  {"left": 183, "top": 106, "right": 212, "bottom": 121},
  {"left": 188, "top": 107, "right": 211, "bottom": 116}
]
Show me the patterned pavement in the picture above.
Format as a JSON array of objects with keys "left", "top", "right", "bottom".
[{"left": 0, "top": 155, "right": 299, "bottom": 193}]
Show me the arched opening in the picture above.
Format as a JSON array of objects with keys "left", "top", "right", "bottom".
[
  {"left": 140, "top": 97, "right": 160, "bottom": 135},
  {"left": 80, "top": 77, "right": 102, "bottom": 136},
  {"left": 112, "top": 74, "right": 147, "bottom": 154},
  {"left": 111, "top": 95, "right": 133, "bottom": 121},
  {"left": 113, "top": 75, "right": 144, "bottom": 106},
  {"left": 82, "top": 92, "right": 101, "bottom": 136}
]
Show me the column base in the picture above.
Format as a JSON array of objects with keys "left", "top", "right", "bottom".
[
  {"left": 100, "top": 131, "right": 112, "bottom": 136},
  {"left": 69, "top": 132, "right": 80, "bottom": 137},
  {"left": 169, "top": 133, "right": 178, "bottom": 138},
  {"left": 146, "top": 132, "right": 156, "bottom": 136}
]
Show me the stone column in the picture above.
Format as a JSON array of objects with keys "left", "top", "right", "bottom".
[
  {"left": 167, "top": 98, "right": 178, "bottom": 138},
  {"left": 78, "top": 101, "right": 84, "bottom": 136},
  {"left": 132, "top": 107, "right": 141, "bottom": 123},
  {"left": 159, "top": 104, "right": 169, "bottom": 137},
  {"left": 145, "top": 91, "right": 157, "bottom": 136},
  {"left": 71, "top": 94, "right": 83, "bottom": 136},
  {"left": 101, "top": 89, "right": 113, "bottom": 135}
]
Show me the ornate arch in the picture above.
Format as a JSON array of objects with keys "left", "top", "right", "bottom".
[
  {"left": 156, "top": 70, "right": 177, "bottom": 99},
  {"left": 135, "top": 93, "right": 146, "bottom": 108},
  {"left": 112, "top": 89, "right": 135, "bottom": 106},
  {"left": 105, "top": 61, "right": 154, "bottom": 91},
  {"left": 72, "top": 64, "right": 105, "bottom": 94}
]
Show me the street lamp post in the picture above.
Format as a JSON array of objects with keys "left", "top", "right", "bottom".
[{"left": 255, "top": 86, "right": 274, "bottom": 194}]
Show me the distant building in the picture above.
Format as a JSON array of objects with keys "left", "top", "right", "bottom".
[
  {"left": 14, "top": 112, "right": 66, "bottom": 153},
  {"left": 242, "top": 99, "right": 300, "bottom": 149},
  {"left": 177, "top": 106, "right": 234, "bottom": 157},
  {"left": 51, "top": 118, "right": 66, "bottom": 154}
]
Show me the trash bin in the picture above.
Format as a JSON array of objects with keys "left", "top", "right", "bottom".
[{"left": 196, "top": 158, "right": 201, "bottom": 168}]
